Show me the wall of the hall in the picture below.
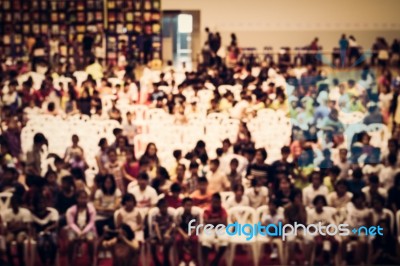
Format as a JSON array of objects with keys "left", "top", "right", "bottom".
[{"left": 163, "top": 0, "right": 400, "bottom": 54}]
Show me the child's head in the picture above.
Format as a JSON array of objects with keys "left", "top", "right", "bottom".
[
  {"left": 145, "top": 143, "right": 157, "bottom": 157},
  {"left": 313, "top": 196, "right": 327, "bottom": 214},
  {"left": 107, "top": 148, "right": 117, "bottom": 162},
  {"left": 222, "top": 139, "right": 231, "bottom": 153},
  {"left": 281, "top": 146, "right": 291, "bottom": 160},
  {"left": 33, "top": 133, "right": 47, "bottom": 147},
  {"left": 361, "top": 132, "right": 371, "bottom": 145},
  {"left": 170, "top": 183, "right": 182, "bottom": 196},
  {"left": 182, "top": 197, "right": 193, "bottom": 212},
  {"left": 45, "top": 170, "right": 57, "bottom": 185},
  {"left": 176, "top": 164, "right": 186, "bottom": 178},
  {"left": 329, "top": 166, "right": 341, "bottom": 179},
  {"left": 126, "top": 149, "right": 136, "bottom": 162},
  {"left": 137, "top": 172, "right": 150, "bottom": 189},
  {"left": 233, "top": 184, "right": 244, "bottom": 198},
  {"left": 189, "top": 162, "right": 199, "bottom": 174},
  {"left": 156, "top": 166, "right": 170, "bottom": 180},
  {"left": 76, "top": 190, "right": 89, "bottom": 208},
  {"left": 197, "top": 177, "right": 208, "bottom": 193},
  {"left": 139, "top": 157, "right": 150, "bottom": 171},
  {"left": 117, "top": 136, "right": 128, "bottom": 148},
  {"left": 335, "top": 179, "right": 348, "bottom": 196},
  {"left": 71, "top": 134, "right": 79, "bottom": 145},
  {"left": 211, "top": 192, "right": 222, "bottom": 210},
  {"left": 113, "top": 128, "right": 123, "bottom": 138},
  {"left": 98, "top": 138, "right": 108, "bottom": 149},
  {"left": 54, "top": 157, "right": 64, "bottom": 170},
  {"left": 279, "top": 177, "right": 291, "bottom": 191},
  {"left": 216, "top": 148, "right": 223, "bottom": 157},
  {"left": 102, "top": 174, "right": 117, "bottom": 195},
  {"left": 230, "top": 158, "right": 239, "bottom": 171},
  {"left": 309, "top": 171, "right": 322, "bottom": 188},
  {"left": 122, "top": 193, "right": 136, "bottom": 211},
  {"left": 157, "top": 198, "right": 168, "bottom": 215},
  {"left": 251, "top": 178, "right": 262, "bottom": 192},
  {"left": 173, "top": 150, "right": 182, "bottom": 161},
  {"left": 255, "top": 148, "right": 267, "bottom": 164},
  {"left": 61, "top": 175, "right": 75, "bottom": 192},
  {"left": 209, "top": 159, "right": 220, "bottom": 172},
  {"left": 322, "top": 149, "right": 331, "bottom": 159}
]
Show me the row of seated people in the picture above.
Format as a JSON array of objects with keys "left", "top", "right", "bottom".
[{"left": 1, "top": 160, "right": 400, "bottom": 266}]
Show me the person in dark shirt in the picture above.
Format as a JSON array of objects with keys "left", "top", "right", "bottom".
[
  {"left": 91, "top": 90, "right": 102, "bottom": 116},
  {"left": 274, "top": 176, "right": 293, "bottom": 207},
  {"left": 150, "top": 86, "right": 166, "bottom": 102},
  {"left": 271, "top": 146, "right": 294, "bottom": 179},
  {"left": 82, "top": 32, "right": 94, "bottom": 65},
  {"left": 0, "top": 167, "right": 25, "bottom": 200},
  {"left": 246, "top": 148, "right": 272, "bottom": 188},
  {"left": 363, "top": 103, "right": 383, "bottom": 125},
  {"left": 77, "top": 88, "right": 92, "bottom": 116},
  {"left": 371, "top": 219, "right": 400, "bottom": 265},
  {"left": 55, "top": 176, "right": 76, "bottom": 227},
  {"left": 339, "top": 34, "right": 349, "bottom": 66},
  {"left": 143, "top": 34, "right": 153, "bottom": 64},
  {"left": 284, "top": 189, "right": 308, "bottom": 264},
  {"left": 31, "top": 196, "right": 59, "bottom": 265},
  {"left": 348, "top": 168, "right": 366, "bottom": 195},
  {"left": 175, "top": 197, "right": 200, "bottom": 265},
  {"left": 319, "top": 149, "right": 334, "bottom": 177},
  {"left": 388, "top": 173, "right": 400, "bottom": 214}
]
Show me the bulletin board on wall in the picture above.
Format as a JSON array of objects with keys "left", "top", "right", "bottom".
[{"left": 0, "top": 0, "right": 162, "bottom": 65}]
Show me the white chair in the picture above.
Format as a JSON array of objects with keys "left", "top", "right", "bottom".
[
  {"left": 147, "top": 109, "right": 168, "bottom": 121},
  {"left": 132, "top": 105, "right": 149, "bottom": 121},
  {"left": 198, "top": 90, "right": 213, "bottom": 105},
  {"left": 220, "top": 192, "right": 234, "bottom": 209},
  {"left": 226, "top": 206, "right": 258, "bottom": 266},
  {"left": 344, "top": 123, "right": 368, "bottom": 149},
  {"left": 367, "top": 123, "right": 390, "bottom": 148},
  {"left": 73, "top": 71, "right": 88, "bottom": 88},
  {"left": 108, "top": 77, "right": 122, "bottom": 88},
  {"left": 255, "top": 206, "right": 285, "bottom": 265},
  {"left": 0, "top": 192, "right": 13, "bottom": 211},
  {"left": 207, "top": 113, "right": 229, "bottom": 125},
  {"left": 218, "top": 85, "right": 233, "bottom": 95},
  {"left": 158, "top": 85, "right": 172, "bottom": 95}
]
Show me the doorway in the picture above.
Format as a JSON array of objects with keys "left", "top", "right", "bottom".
[{"left": 162, "top": 10, "right": 200, "bottom": 69}]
